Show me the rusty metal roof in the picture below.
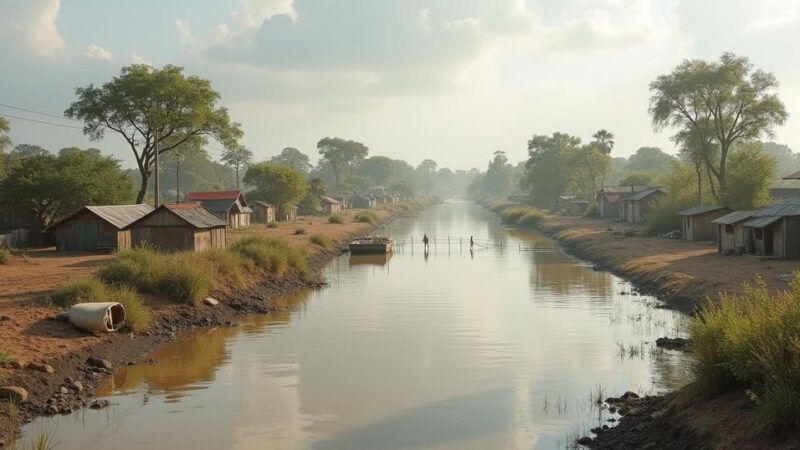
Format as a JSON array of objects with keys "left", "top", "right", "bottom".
[
  {"left": 49, "top": 204, "right": 154, "bottom": 230},
  {"left": 626, "top": 188, "right": 666, "bottom": 202},
  {"left": 743, "top": 216, "right": 782, "bottom": 228},
  {"left": 712, "top": 210, "right": 756, "bottom": 225},
  {"left": 678, "top": 205, "right": 728, "bottom": 216},
  {"left": 165, "top": 204, "right": 227, "bottom": 228}
]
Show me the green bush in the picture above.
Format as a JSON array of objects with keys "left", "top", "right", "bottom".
[
  {"left": 328, "top": 213, "right": 345, "bottom": 224},
  {"left": 230, "top": 236, "right": 309, "bottom": 278},
  {"left": 354, "top": 211, "right": 379, "bottom": 225},
  {"left": 158, "top": 257, "right": 213, "bottom": 305},
  {"left": 516, "top": 211, "right": 544, "bottom": 227},
  {"left": 109, "top": 286, "right": 152, "bottom": 332},
  {"left": 690, "top": 275, "right": 800, "bottom": 436},
  {"left": 197, "top": 248, "right": 246, "bottom": 289},
  {"left": 0, "top": 345, "right": 9, "bottom": 365},
  {"left": 499, "top": 207, "right": 529, "bottom": 224},
  {"left": 0, "top": 248, "right": 9, "bottom": 264},
  {"left": 310, "top": 234, "right": 332, "bottom": 249},
  {"left": 97, "top": 247, "right": 162, "bottom": 291}
]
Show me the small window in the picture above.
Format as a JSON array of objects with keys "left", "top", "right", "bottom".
[
  {"left": 725, "top": 225, "right": 734, "bottom": 234},
  {"left": 755, "top": 229, "right": 763, "bottom": 239}
]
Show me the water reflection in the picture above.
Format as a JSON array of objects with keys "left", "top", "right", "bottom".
[{"left": 24, "top": 201, "right": 689, "bottom": 450}]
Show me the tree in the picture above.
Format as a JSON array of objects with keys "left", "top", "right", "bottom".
[
  {"left": 13, "top": 144, "right": 49, "bottom": 158},
  {"left": 389, "top": 179, "right": 416, "bottom": 198},
  {"left": 298, "top": 177, "right": 326, "bottom": 215},
  {"left": 521, "top": 133, "right": 581, "bottom": 209},
  {"left": 160, "top": 136, "right": 203, "bottom": 201},
  {"left": 344, "top": 175, "right": 373, "bottom": 194},
  {"left": 625, "top": 147, "right": 676, "bottom": 173},
  {"left": 221, "top": 145, "right": 253, "bottom": 190},
  {"left": 591, "top": 129, "right": 615, "bottom": 155},
  {"left": 417, "top": 159, "right": 438, "bottom": 193},
  {"left": 317, "top": 137, "right": 368, "bottom": 193},
  {"left": 243, "top": 163, "right": 306, "bottom": 219},
  {"left": 650, "top": 53, "right": 788, "bottom": 201},
  {"left": 480, "top": 151, "right": 514, "bottom": 197},
  {"left": 66, "top": 64, "right": 243, "bottom": 203},
  {"left": 0, "top": 150, "right": 134, "bottom": 232},
  {"left": 723, "top": 143, "right": 776, "bottom": 209},
  {"left": 270, "top": 147, "right": 312, "bottom": 173},
  {"left": 156, "top": 149, "right": 234, "bottom": 198},
  {"left": 358, "top": 156, "right": 396, "bottom": 185},
  {"left": 0, "top": 117, "right": 10, "bottom": 180},
  {"left": 571, "top": 145, "right": 611, "bottom": 201},
  {"left": 619, "top": 172, "right": 655, "bottom": 187}
]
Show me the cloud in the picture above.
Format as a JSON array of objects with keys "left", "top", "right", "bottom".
[
  {"left": 84, "top": 43, "right": 112, "bottom": 60},
  {"left": 1, "top": 0, "right": 65, "bottom": 57},
  {"left": 128, "top": 52, "right": 152, "bottom": 66},
  {"left": 175, "top": 19, "right": 195, "bottom": 45},
  {"left": 211, "top": 0, "right": 296, "bottom": 44}
]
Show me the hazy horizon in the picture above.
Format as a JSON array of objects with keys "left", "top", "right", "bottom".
[{"left": 2, "top": 0, "right": 800, "bottom": 171}]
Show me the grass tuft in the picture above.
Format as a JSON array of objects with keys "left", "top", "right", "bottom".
[
  {"left": 328, "top": 213, "right": 345, "bottom": 224},
  {"left": 310, "top": 234, "right": 333, "bottom": 249},
  {"left": 51, "top": 278, "right": 152, "bottom": 332},
  {"left": 267, "top": 222, "right": 278, "bottom": 229},
  {"left": 354, "top": 211, "right": 379, "bottom": 225},
  {"left": 0, "top": 248, "right": 10, "bottom": 264},
  {"left": 294, "top": 228, "right": 307, "bottom": 235}
]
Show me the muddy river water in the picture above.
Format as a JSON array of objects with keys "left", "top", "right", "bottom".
[{"left": 25, "top": 200, "right": 689, "bottom": 449}]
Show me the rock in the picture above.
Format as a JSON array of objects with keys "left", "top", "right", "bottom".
[
  {"left": 46, "top": 405, "right": 58, "bottom": 415},
  {"left": 655, "top": 337, "right": 691, "bottom": 351},
  {"left": 635, "top": 423, "right": 648, "bottom": 432},
  {"left": 608, "top": 406, "right": 617, "bottom": 413},
  {"left": 0, "top": 315, "right": 10, "bottom": 322},
  {"left": 607, "top": 418, "right": 617, "bottom": 422},
  {"left": 576, "top": 436, "right": 592, "bottom": 445},
  {"left": 777, "top": 273, "right": 793, "bottom": 283},
  {"left": 70, "top": 381, "right": 83, "bottom": 392},
  {"left": 59, "top": 406, "right": 72, "bottom": 414},
  {"left": 621, "top": 391, "right": 639, "bottom": 400},
  {"left": 87, "top": 357, "right": 113, "bottom": 370},
  {"left": 203, "top": 297, "right": 219, "bottom": 306},
  {"left": 59, "top": 386, "right": 69, "bottom": 395},
  {"left": 0, "top": 386, "right": 28, "bottom": 403},
  {"left": 90, "top": 399, "right": 110, "bottom": 409},
  {"left": 8, "top": 361, "right": 22, "bottom": 369},
  {"left": 28, "top": 362, "right": 54, "bottom": 374}
]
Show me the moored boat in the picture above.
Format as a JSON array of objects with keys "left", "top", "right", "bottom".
[{"left": 349, "top": 236, "right": 393, "bottom": 254}]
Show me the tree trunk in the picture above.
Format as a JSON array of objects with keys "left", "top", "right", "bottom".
[
  {"left": 136, "top": 171, "right": 150, "bottom": 204},
  {"left": 235, "top": 165, "right": 240, "bottom": 191},
  {"left": 176, "top": 159, "right": 181, "bottom": 202},
  {"left": 696, "top": 166, "right": 702, "bottom": 205}
]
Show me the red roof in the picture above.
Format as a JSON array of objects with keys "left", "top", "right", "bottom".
[{"left": 186, "top": 191, "right": 242, "bottom": 201}]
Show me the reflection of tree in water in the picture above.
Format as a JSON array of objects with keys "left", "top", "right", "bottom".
[{"left": 99, "top": 290, "right": 313, "bottom": 397}]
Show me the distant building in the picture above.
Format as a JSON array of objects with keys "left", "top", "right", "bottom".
[
  {"left": 48, "top": 204, "right": 154, "bottom": 252},
  {"left": 741, "top": 197, "right": 800, "bottom": 259},
  {"left": 127, "top": 203, "right": 227, "bottom": 252},
  {"left": 557, "top": 195, "right": 575, "bottom": 211},
  {"left": 0, "top": 201, "right": 34, "bottom": 232},
  {"left": 286, "top": 205, "right": 299, "bottom": 221},
  {"left": 595, "top": 186, "right": 652, "bottom": 219},
  {"left": 621, "top": 188, "right": 666, "bottom": 225},
  {"left": 677, "top": 205, "right": 731, "bottom": 241},
  {"left": 186, "top": 190, "right": 252, "bottom": 229},
  {"left": 251, "top": 201, "right": 276, "bottom": 224},
  {"left": 333, "top": 195, "right": 350, "bottom": 209},
  {"left": 567, "top": 199, "right": 591, "bottom": 216},
  {"left": 712, "top": 210, "right": 756, "bottom": 254},
  {"left": 769, "top": 187, "right": 800, "bottom": 201},
  {"left": 352, "top": 195, "right": 374, "bottom": 209},
  {"left": 319, "top": 195, "right": 343, "bottom": 214}
]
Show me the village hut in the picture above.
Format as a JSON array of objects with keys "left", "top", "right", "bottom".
[
  {"left": 712, "top": 210, "right": 756, "bottom": 254},
  {"left": 127, "top": 203, "right": 227, "bottom": 251},
  {"left": 558, "top": 195, "right": 575, "bottom": 211},
  {"left": 769, "top": 187, "right": 800, "bottom": 201},
  {"left": 251, "top": 201, "right": 276, "bottom": 224},
  {"left": 567, "top": 199, "right": 591, "bottom": 216},
  {"left": 48, "top": 204, "right": 154, "bottom": 252},
  {"left": 621, "top": 188, "right": 666, "bottom": 225},
  {"left": 284, "top": 205, "right": 299, "bottom": 221},
  {"left": 677, "top": 205, "right": 732, "bottom": 241},
  {"left": 352, "top": 195, "right": 374, "bottom": 209},
  {"left": 741, "top": 197, "right": 800, "bottom": 258},
  {"left": 185, "top": 190, "right": 252, "bottom": 229},
  {"left": 595, "top": 186, "right": 651, "bottom": 219},
  {"left": 0, "top": 201, "right": 33, "bottom": 232},
  {"left": 319, "top": 195, "right": 343, "bottom": 214},
  {"left": 333, "top": 195, "right": 350, "bottom": 209}
]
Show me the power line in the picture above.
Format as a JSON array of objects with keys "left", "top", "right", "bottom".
[
  {"left": 0, "top": 103, "right": 80, "bottom": 122},
  {"left": 0, "top": 112, "right": 84, "bottom": 130}
]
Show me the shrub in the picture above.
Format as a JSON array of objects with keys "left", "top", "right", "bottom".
[
  {"left": 295, "top": 228, "right": 307, "bottom": 235},
  {"left": 52, "top": 278, "right": 109, "bottom": 307},
  {"left": 354, "top": 211, "right": 379, "bottom": 225},
  {"left": 97, "top": 247, "right": 162, "bottom": 292},
  {"left": 517, "top": 211, "right": 544, "bottom": 227},
  {"left": 109, "top": 286, "right": 152, "bottom": 332},
  {"left": 158, "top": 257, "right": 213, "bottom": 305},
  {"left": 310, "top": 234, "right": 332, "bottom": 249},
  {"left": 689, "top": 275, "right": 800, "bottom": 436},
  {"left": 267, "top": 222, "right": 278, "bottom": 229},
  {"left": 230, "top": 236, "right": 309, "bottom": 278},
  {"left": 197, "top": 248, "right": 245, "bottom": 289},
  {"left": 499, "top": 207, "right": 529, "bottom": 224},
  {"left": 0, "top": 248, "right": 9, "bottom": 264},
  {"left": 0, "top": 345, "right": 9, "bottom": 365},
  {"left": 328, "top": 213, "right": 345, "bottom": 224}
]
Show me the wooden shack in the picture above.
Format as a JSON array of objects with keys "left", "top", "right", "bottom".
[
  {"left": 595, "top": 186, "right": 650, "bottom": 219},
  {"left": 284, "top": 205, "right": 298, "bottom": 221},
  {"left": 0, "top": 202, "right": 34, "bottom": 232},
  {"left": 49, "top": 204, "right": 154, "bottom": 252},
  {"left": 678, "top": 205, "right": 731, "bottom": 241},
  {"left": 742, "top": 198, "right": 800, "bottom": 259},
  {"left": 127, "top": 204, "right": 227, "bottom": 252},
  {"left": 186, "top": 191, "right": 252, "bottom": 229},
  {"left": 251, "top": 201, "right": 276, "bottom": 224},
  {"left": 352, "top": 195, "right": 374, "bottom": 209},
  {"left": 621, "top": 188, "right": 666, "bottom": 224},
  {"left": 319, "top": 196, "right": 342, "bottom": 214},
  {"left": 567, "top": 199, "right": 590, "bottom": 216},
  {"left": 712, "top": 210, "right": 755, "bottom": 254}
]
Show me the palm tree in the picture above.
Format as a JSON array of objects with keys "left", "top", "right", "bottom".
[{"left": 592, "top": 129, "right": 615, "bottom": 155}]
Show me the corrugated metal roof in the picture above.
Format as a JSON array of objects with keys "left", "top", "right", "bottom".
[
  {"left": 165, "top": 204, "right": 227, "bottom": 228},
  {"left": 320, "top": 195, "right": 341, "bottom": 205},
  {"left": 186, "top": 191, "right": 242, "bottom": 201},
  {"left": 769, "top": 187, "right": 800, "bottom": 199},
  {"left": 50, "top": 204, "right": 154, "bottom": 230},
  {"left": 678, "top": 205, "right": 728, "bottom": 216},
  {"left": 712, "top": 210, "right": 755, "bottom": 225},
  {"left": 754, "top": 197, "right": 800, "bottom": 217},
  {"left": 626, "top": 188, "right": 665, "bottom": 201},
  {"left": 782, "top": 170, "right": 800, "bottom": 180},
  {"left": 193, "top": 199, "right": 235, "bottom": 213},
  {"left": 253, "top": 201, "right": 275, "bottom": 208},
  {"left": 743, "top": 216, "right": 782, "bottom": 228}
]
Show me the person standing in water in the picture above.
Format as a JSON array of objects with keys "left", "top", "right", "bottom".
[
  {"left": 470, "top": 236, "right": 474, "bottom": 250},
  {"left": 423, "top": 233, "right": 429, "bottom": 251}
]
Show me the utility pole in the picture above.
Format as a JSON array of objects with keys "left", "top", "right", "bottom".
[{"left": 154, "top": 129, "right": 160, "bottom": 208}]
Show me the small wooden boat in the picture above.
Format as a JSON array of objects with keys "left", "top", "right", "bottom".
[{"left": 349, "top": 236, "right": 393, "bottom": 254}]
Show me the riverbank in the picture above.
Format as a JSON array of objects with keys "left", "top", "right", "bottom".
[{"left": 0, "top": 201, "right": 428, "bottom": 445}]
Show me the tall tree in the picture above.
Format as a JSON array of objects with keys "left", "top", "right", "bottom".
[
  {"left": 66, "top": 64, "right": 243, "bottom": 203},
  {"left": 417, "top": 159, "right": 438, "bottom": 194},
  {"left": 298, "top": 177, "right": 326, "bottom": 215},
  {"left": 270, "top": 147, "right": 312, "bottom": 173},
  {"left": 0, "top": 117, "right": 10, "bottom": 180},
  {"left": 480, "top": 151, "right": 514, "bottom": 197},
  {"left": 221, "top": 145, "right": 253, "bottom": 190},
  {"left": 358, "top": 156, "right": 396, "bottom": 185},
  {"left": 591, "top": 129, "right": 615, "bottom": 155},
  {"left": 243, "top": 163, "right": 306, "bottom": 219},
  {"left": 571, "top": 145, "right": 611, "bottom": 201},
  {"left": 625, "top": 147, "right": 677, "bottom": 173},
  {"left": 649, "top": 53, "right": 787, "bottom": 201},
  {"left": 317, "top": 137, "right": 368, "bottom": 193},
  {"left": 521, "top": 133, "right": 581, "bottom": 209}
]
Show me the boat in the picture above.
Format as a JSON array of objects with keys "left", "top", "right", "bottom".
[{"left": 349, "top": 236, "right": 394, "bottom": 254}]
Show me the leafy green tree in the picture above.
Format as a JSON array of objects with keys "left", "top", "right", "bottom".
[
  {"left": 358, "top": 156, "right": 396, "bottom": 185},
  {"left": 625, "top": 147, "right": 676, "bottom": 173},
  {"left": 480, "top": 151, "right": 514, "bottom": 197},
  {"left": 571, "top": 145, "right": 611, "bottom": 200},
  {"left": 66, "top": 64, "right": 243, "bottom": 203},
  {"left": 389, "top": 179, "right": 416, "bottom": 198},
  {"left": 59, "top": 146, "right": 101, "bottom": 157},
  {"left": 0, "top": 117, "right": 10, "bottom": 180},
  {"left": 759, "top": 142, "right": 800, "bottom": 183},
  {"left": 243, "top": 163, "right": 306, "bottom": 219},
  {"left": 644, "top": 161, "right": 714, "bottom": 235},
  {"left": 521, "top": 133, "right": 581, "bottom": 209},
  {"left": 417, "top": 159, "right": 438, "bottom": 194},
  {"left": 298, "top": 177, "right": 326, "bottom": 215},
  {"left": 0, "top": 150, "right": 135, "bottom": 232},
  {"left": 723, "top": 143, "right": 776, "bottom": 209},
  {"left": 13, "top": 144, "right": 49, "bottom": 158},
  {"left": 591, "top": 129, "right": 615, "bottom": 155},
  {"left": 344, "top": 175, "right": 374, "bottom": 194},
  {"left": 221, "top": 145, "right": 253, "bottom": 190},
  {"left": 270, "top": 147, "right": 312, "bottom": 173},
  {"left": 619, "top": 172, "right": 655, "bottom": 187},
  {"left": 317, "top": 137, "right": 368, "bottom": 193},
  {"left": 650, "top": 53, "right": 788, "bottom": 201},
  {"left": 157, "top": 148, "right": 234, "bottom": 199}
]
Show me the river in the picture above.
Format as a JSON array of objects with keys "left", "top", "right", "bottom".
[{"left": 23, "top": 200, "right": 689, "bottom": 449}]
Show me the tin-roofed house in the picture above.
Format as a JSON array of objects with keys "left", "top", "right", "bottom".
[
  {"left": 678, "top": 205, "right": 731, "bottom": 241},
  {"left": 185, "top": 191, "right": 252, "bottom": 229},
  {"left": 251, "top": 201, "right": 276, "bottom": 224},
  {"left": 49, "top": 204, "right": 154, "bottom": 252},
  {"left": 352, "top": 195, "right": 375, "bottom": 209},
  {"left": 595, "top": 186, "right": 651, "bottom": 219},
  {"left": 712, "top": 210, "right": 756, "bottom": 254},
  {"left": 621, "top": 188, "right": 666, "bottom": 225},
  {"left": 319, "top": 196, "right": 342, "bottom": 215},
  {"left": 127, "top": 203, "right": 227, "bottom": 251},
  {"left": 742, "top": 197, "right": 800, "bottom": 258}
]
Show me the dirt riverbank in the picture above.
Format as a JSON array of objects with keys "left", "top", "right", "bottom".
[{"left": 0, "top": 203, "right": 425, "bottom": 445}]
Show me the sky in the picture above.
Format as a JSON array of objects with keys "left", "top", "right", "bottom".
[{"left": 2, "top": 0, "right": 800, "bottom": 171}]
